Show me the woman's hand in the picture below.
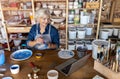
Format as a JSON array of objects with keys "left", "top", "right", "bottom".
[{"left": 35, "top": 37, "right": 44, "bottom": 44}]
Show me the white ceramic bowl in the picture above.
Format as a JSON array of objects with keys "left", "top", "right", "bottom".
[
  {"left": 51, "top": 17, "right": 65, "bottom": 23},
  {"left": 13, "top": 39, "right": 21, "bottom": 46},
  {"left": 54, "top": 10, "right": 62, "bottom": 17}
]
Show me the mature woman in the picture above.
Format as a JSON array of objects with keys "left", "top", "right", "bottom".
[{"left": 27, "top": 9, "right": 60, "bottom": 50}]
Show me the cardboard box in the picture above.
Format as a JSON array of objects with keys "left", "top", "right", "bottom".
[
  {"left": 86, "top": 2, "right": 99, "bottom": 9},
  {"left": 94, "top": 60, "right": 120, "bottom": 79}
]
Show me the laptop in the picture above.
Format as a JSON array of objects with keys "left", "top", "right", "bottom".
[{"left": 55, "top": 53, "right": 91, "bottom": 76}]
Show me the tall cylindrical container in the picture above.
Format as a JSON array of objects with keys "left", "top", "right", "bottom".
[{"left": 0, "top": 48, "right": 5, "bottom": 66}]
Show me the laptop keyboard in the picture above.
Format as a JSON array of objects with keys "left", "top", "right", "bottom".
[{"left": 61, "top": 64, "right": 72, "bottom": 74}]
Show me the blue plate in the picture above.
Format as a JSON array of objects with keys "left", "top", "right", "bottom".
[{"left": 10, "top": 49, "right": 33, "bottom": 61}]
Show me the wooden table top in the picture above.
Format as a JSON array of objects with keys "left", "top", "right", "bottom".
[{"left": 0, "top": 49, "right": 105, "bottom": 79}]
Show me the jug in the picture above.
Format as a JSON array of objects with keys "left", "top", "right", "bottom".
[{"left": 0, "top": 48, "right": 5, "bottom": 66}]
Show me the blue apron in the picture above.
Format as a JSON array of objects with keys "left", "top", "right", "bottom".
[{"left": 34, "top": 24, "right": 51, "bottom": 50}]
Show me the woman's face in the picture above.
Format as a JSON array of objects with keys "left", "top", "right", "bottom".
[{"left": 39, "top": 15, "right": 50, "bottom": 27}]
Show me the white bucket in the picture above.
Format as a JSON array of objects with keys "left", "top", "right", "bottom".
[
  {"left": 92, "top": 39, "right": 108, "bottom": 59},
  {"left": 107, "top": 29, "right": 113, "bottom": 36},
  {"left": 100, "top": 30, "right": 109, "bottom": 40},
  {"left": 68, "top": 41, "right": 75, "bottom": 50},
  {"left": 86, "top": 27, "right": 93, "bottom": 35},
  {"left": 77, "top": 30, "right": 86, "bottom": 39},
  {"left": 118, "top": 30, "right": 120, "bottom": 39},
  {"left": 68, "top": 44, "right": 75, "bottom": 50},
  {"left": 113, "top": 28, "right": 118, "bottom": 36},
  {"left": 69, "top": 30, "right": 76, "bottom": 39},
  {"left": 80, "top": 15, "right": 89, "bottom": 24}
]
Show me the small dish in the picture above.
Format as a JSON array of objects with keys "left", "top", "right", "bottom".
[
  {"left": 35, "top": 53, "right": 42, "bottom": 59},
  {"left": 58, "top": 50, "right": 75, "bottom": 59}
]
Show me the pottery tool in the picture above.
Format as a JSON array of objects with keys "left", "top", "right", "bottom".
[
  {"left": 97, "top": 45, "right": 101, "bottom": 61},
  {"left": 107, "top": 39, "right": 111, "bottom": 62},
  {"left": 112, "top": 61, "right": 115, "bottom": 71},
  {"left": 29, "top": 62, "right": 40, "bottom": 73}
]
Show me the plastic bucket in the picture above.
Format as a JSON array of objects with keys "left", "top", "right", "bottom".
[{"left": 92, "top": 39, "right": 108, "bottom": 59}]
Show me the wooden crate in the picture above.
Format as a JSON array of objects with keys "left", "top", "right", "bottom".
[
  {"left": 86, "top": 2, "right": 99, "bottom": 9},
  {"left": 114, "top": 18, "right": 120, "bottom": 23},
  {"left": 94, "top": 60, "right": 120, "bottom": 79}
]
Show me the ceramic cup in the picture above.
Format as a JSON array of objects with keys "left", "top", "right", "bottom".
[
  {"left": 47, "top": 70, "right": 58, "bottom": 79},
  {"left": 10, "top": 64, "right": 20, "bottom": 74}
]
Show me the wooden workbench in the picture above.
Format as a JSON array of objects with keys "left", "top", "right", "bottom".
[{"left": 0, "top": 50, "right": 105, "bottom": 79}]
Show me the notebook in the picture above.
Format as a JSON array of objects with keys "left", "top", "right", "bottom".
[{"left": 55, "top": 53, "right": 91, "bottom": 76}]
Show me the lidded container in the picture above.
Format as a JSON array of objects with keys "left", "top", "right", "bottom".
[
  {"left": 69, "top": 27, "right": 76, "bottom": 39},
  {"left": 68, "top": 40, "right": 75, "bottom": 50},
  {"left": 76, "top": 40, "right": 84, "bottom": 49},
  {"left": 100, "top": 29, "right": 109, "bottom": 40},
  {"left": 0, "top": 47, "right": 5, "bottom": 66},
  {"left": 77, "top": 27, "right": 86, "bottom": 39}
]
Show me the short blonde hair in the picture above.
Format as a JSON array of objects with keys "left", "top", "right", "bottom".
[{"left": 35, "top": 9, "right": 50, "bottom": 20}]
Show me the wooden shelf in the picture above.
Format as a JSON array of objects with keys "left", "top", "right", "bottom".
[
  {"left": 10, "top": 37, "right": 27, "bottom": 40},
  {"left": 68, "top": 8, "right": 99, "bottom": 10},
  {"left": 68, "top": 34, "right": 96, "bottom": 40},
  {"left": 2, "top": 8, "right": 32, "bottom": 11},
  {"left": 7, "top": 26, "right": 31, "bottom": 33},
  {"left": 68, "top": 23, "right": 97, "bottom": 26},
  {"left": 35, "top": 0, "right": 66, "bottom": 2}
]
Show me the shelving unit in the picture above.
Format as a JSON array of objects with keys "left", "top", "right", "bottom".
[
  {"left": 0, "top": 0, "right": 106, "bottom": 51},
  {"left": 0, "top": 0, "right": 34, "bottom": 50},
  {"left": 0, "top": 0, "right": 67, "bottom": 50},
  {"left": 0, "top": 2, "right": 10, "bottom": 50},
  {"left": 113, "top": 0, "right": 120, "bottom": 23},
  {"left": 66, "top": 0, "right": 102, "bottom": 50}
]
